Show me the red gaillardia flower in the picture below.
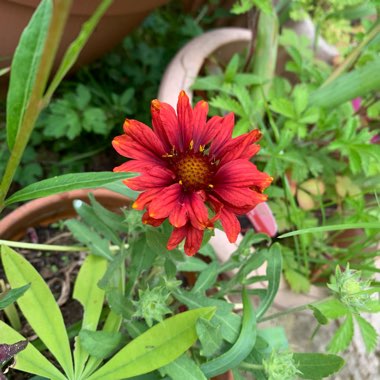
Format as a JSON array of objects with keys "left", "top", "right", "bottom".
[{"left": 113, "top": 91, "right": 272, "bottom": 256}]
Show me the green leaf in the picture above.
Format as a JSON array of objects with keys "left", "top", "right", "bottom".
[
  {"left": 257, "top": 243, "right": 282, "bottom": 320},
  {"left": 293, "top": 85, "right": 309, "bottom": 116},
  {"left": 270, "top": 98, "right": 295, "bottom": 118},
  {"left": 73, "top": 254, "right": 107, "bottom": 377},
  {"left": 65, "top": 219, "right": 113, "bottom": 260},
  {"left": 312, "top": 299, "right": 348, "bottom": 320},
  {"left": 0, "top": 284, "right": 30, "bottom": 310},
  {"left": 278, "top": 223, "right": 380, "bottom": 238},
  {"left": 161, "top": 354, "right": 207, "bottom": 380},
  {"left": 103, "top": 181, "right": 139, "bottom": 200},
  {"left": 1, "top": 246, "right": 74, "bottom": 378},
  {"left": 294, "top": 353, "right": 345, "bottom": 379},
  {"left": 309, "top": 306, "right": 329, "bottom": 325},
  {"left": 0, "top": 321, "right": 66, "bottom": 380},
  {"left": 355, "top": 314, "right": 378, "bottom": 352},
  {"left": 201, "top": 288, "right": 256, "bottom": 377},
  {"left": 45, "top": 0, "right": 113, "bottom": 99},
  {"left": 79, "top": 330, "right": 126, "bottom": 359},
  {"left": 73, "top": 199, "right": 121, "bottom": 244},
  {"left": 310, "top": 57, "right": 380, "bottom": 109},
  {"left": 327, "top": 314, "right": 354, "bottom": 354},
  {"left": 5, "top": 172, "right": 135, "bottom": 205},
  {"left": 174, "top": 290, "right": 241, "bottom": 343},
  {"left": 177, "top": 256, "right": 209, "bottom": 272},
  {"left": 196, "top": 318, "right": 223, "bottom": 357},
  {"left": 6, "top": 0, "right": 52, "bottom": 149},
  {"left": 284, "top": 269, "right": 310, "bottom": 293},
  {"left": 191, "top": 262, "right": 219, "bottom": 294},
  {"left": 86, "top": 307, "right": 216, "bottom": 380}
]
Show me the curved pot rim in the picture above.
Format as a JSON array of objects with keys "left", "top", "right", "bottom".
[{"left": 0, "top": 188, "right": 131, "bottom": 241}]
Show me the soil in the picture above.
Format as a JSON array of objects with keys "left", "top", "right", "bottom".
[{"left": 1, "top": 226, "right": 85, "bottom": 379}]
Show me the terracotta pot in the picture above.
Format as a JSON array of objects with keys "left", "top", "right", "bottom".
[
  {"left": 158, "top": 26, "right": 338, "bottom": 106},
  {"left": 0, "top": 0, "right": 169, "bottom": 95},
  {"left": 0, "top": 188, "right": 131, "bottom": 240}
]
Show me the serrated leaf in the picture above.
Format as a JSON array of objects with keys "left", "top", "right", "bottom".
[
  {"left": 65, "top": 219, "right": 113, "bottom": 260},
  {"left": 270, "top": 98, "right": 295, "bottom": 118},
  {"left": 293, "top": 85, "right": 309, "bottom": 116},
  {"left": 196, "top": 318, "right": 223, "bottom": 357},
  {"left": 191, "top": 262, "right": 219, "bottom": 294},
  {"left": 355, "top": 314, "right": 378, "bottom": 352},
  {"left": 327, "top": 314, "right": 354, "bottom": 354},
  {"left": 79, "top": 330, "right": 126, "bottom": 359},
  {"left": 161, "top": 354, "right": 207, "bottom": 380},
  {"left": 174, "top": 290, "right": 240, "bottom": 343},
  {"left": 312, "top": 299, "right": 348, "bottom": 320},
  {"left": 1, "top": 246, "right": 73, "bottom": 378},
  {"left": 0, "top": 284, "right": 30, "bottom": 310},
  {"left": 284, "top": 269, "right": 310, "bottom": 293},
  {"left": 210, "top": 95, "right": 244, "bottom": 116},
  {"left": 5, "top": 172, "right": 135, "bottom": 205},
  {"left": 294, "top": 353, "right": 345, "bottom": 379},
  {"left": 86, "top": 307, "right": 215, "bottom": 380},
  {"left": 6, "top": 0, "right": 52, "bottom": 149}
]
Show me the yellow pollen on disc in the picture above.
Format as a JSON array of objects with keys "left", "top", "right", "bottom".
[{"left": 176, "top": 155, "right": 211, "bottom": 190}]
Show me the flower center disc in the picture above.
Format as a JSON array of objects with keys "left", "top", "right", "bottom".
[{"left": 175, "top": 154, "right": 211, "bottom": 190}]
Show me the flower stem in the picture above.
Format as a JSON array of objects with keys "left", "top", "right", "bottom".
[
  {"left": 258, "top": 296, "right": 334, "bottom": 323},
  {"left": 240, "top": 362, "right": 264, "bottom": 370},
  {"left": 323, "top": 21, "right": 380, "bottom": 87}
]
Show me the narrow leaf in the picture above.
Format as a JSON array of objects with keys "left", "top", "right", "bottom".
[
  {"left": 1, "top": 246, "right": 74, "bottom": 378},
  {"left": 0, "top": 321, "right": 66, "bottom": 380},
  {"left": 45, "top": 0, "right": 113, "bottom": 99},
  {"left": 86, "top": 307, "right": 215, "bottom": 380},
  {"left": 294, "top": 353, "right": 345, "bottom": 379},
  {"left": 6, "top": 0, "right": 52, "bottom": 149},
  {"left": 5, "top": 172, "right": 134, "bottom": 205},
  {"left": 0, "top": 284, "right": 30, "bottom": 310},
  {"left": 257, "top": 243, "right": 282, "bottom": 320},
  {"left": 73, "top": 255, "right": 107, "bottom": 377},
  {"left": 310, "top": 57, "right": 380, "bottom": 109},
  {"left": 201, "top": 288, "right": 256, "bottom": 377}
]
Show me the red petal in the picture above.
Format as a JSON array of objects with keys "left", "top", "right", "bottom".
[
  {"left": 122, "top": 119, "right": 166, "bottom": 157},
  {"left": 186, "top": 192, "right": 210, "bottom": 230},
  {"left": 219, "top": 129, "right": 262, "bottom": 163},
  {"left": 148, "top": 183, "right": 182, "bottom": 219},
  {"left": 213, "top": 186, "right": 267, "bottom": 208},
  {"left": 167, "top": 225, "right": 188, "bottom": 250},
  {"left": 132, "top": 188, "right": 162, "bottom": 210},
  {"left": 220, "top": 209, "right": 241, "bottom": 243},
  {"left": 214, "top": 160, "right": 273, "bottom": 190},
  {"left": 142, "top": 211, "right": 165, "bottom": 227},
  {"left": 151, "top": 99, "right": 180, "bottom": 150},
  {"left": 246, "top": 202, "right": 278, "bottom": 237},
  {"left": 113, "top": 160, "right": 157, "bottom": 174},
  {"left": 177, "top": 91, "right": 193, "bottom": 150},
  {"left": 184, "top": 226, "right": 204, "bottom": 256},
  {"left": 192, "top": 100, "right": 209, "bottom": 150},
  {"left": 169, "top": 201, "right": 188, "bottom": 228},
  {"left": 209, "top": 113, "right": 235, "bottom": 157},
  {"left": 124, "top": 166, "right": 175, "bottom": 191}
]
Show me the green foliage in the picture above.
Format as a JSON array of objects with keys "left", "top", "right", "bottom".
[
  {"left": 294, "top": 353, "right": 345, "bottom": 380},
  {"left": 6, "top": 0, "right": 52, "bottom": 149},
  {"left": 231, "top": 0, "right": 273, "bottom": 14},
  {"left": 262, "top": 351, "right": 300, "bottom": 380},
  {"left": 0, "top": 284, "right": 30, "bottom": 310}
]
